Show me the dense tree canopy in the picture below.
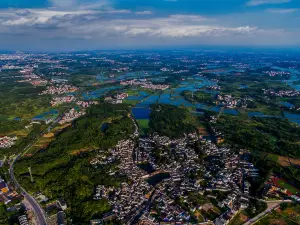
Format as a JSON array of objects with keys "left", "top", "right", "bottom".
[
  {"left": 149, "top": 104, "right": 195, "bottom": 138},
  {"left": 15, "top": 103, "right": 134, "bottom": 224}
]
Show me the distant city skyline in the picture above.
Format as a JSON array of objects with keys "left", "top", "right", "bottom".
[{"left": 0, "top": 0, "right": 300, "bottom": 51}]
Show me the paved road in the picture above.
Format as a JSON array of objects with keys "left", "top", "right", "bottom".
[
  {"left": 9, "top": 92, "right": 81, "bottom": 225},
  {"left": 10, "top": 156, "right": 47, "bottom": 225},
  {"left": 243, "top": 200, "right": 292, "bottom": 225}
]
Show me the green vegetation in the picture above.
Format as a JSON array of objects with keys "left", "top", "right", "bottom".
[
  {"left": 1, "top": 123, "right": 47, "bottom": 157},
  {"left": 149, "top": 104, "right": 196, "bottom": 138},
  {"left": 181, "top": 90, "right": 215, "bottom": 105},
  {"left": 0, "top": 82, "right": 51, "bottom": 120},
  {"left": 244, "top": 199, "right": 267, "bottom": 218},
  {"left": 277, "top": 180, "right": 300, "bottom": 194},
  {"left": 0, "top": 203, "right": 24, "bottom": 225},
  {"left": 214, "top": 115, "right": 300, "bottom": 188},
  {"left": 202, "top": 71, "right": 292, "bottom": 116},
  {"left": 14, "top": 103, "right": 134, "bottom": 224},
  {"left": 0, "top": 203, "right": 9, "bottom": 225},
  {"left": 215, "top": 116, "right": 300, "bottom": 158},
  {"left": 256, "top": 203, "right": 300, "bottom": 225},
  {"left": 136, "top": 119, "right": 149, "bottom": 135}
]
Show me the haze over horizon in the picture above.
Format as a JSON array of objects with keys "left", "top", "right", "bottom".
[{"left": 1, "top": 0, "right": 300, "bottom": 51}]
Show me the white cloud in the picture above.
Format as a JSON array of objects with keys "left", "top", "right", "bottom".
[
  {"left": 0, "top": 6, "right": 299, "bottom": 50},
  {"left": 247, "top": 0, "right": 291, "bottom": 6},
  {"left": 135, "top": 11, "right": 152, "bottom": 15},
  {"left": 266, "top": 8, "right": 298, "bottom": 13},
  {"left": 0, "top": 8, "right": 257, "bottom": 39}
]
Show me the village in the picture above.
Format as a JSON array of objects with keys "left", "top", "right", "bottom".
[
  {"left": 40, "top": 84, "right": 78, "bottom": 95},
  {"left": 87, "top": 124, "right": 268, "bottom": 225},
  {"left": 0, "top": 136, "right": 17, "bottom": 149},
  {"left": 120, "top": 79, "right": 169, "bottom": 90},
  {"left": 263, "top": 89, "right": 300, "bottom": 97}
]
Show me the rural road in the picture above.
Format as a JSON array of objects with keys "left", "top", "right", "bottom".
[
  {"left": 10, "top": 156, "right": 47, "bottom": 225},
  {"left": 243, "top": 200, "right": 292, "bottom": 225},
  {"left": 8, "top": 92, "right": 81, "bottom": 225}
]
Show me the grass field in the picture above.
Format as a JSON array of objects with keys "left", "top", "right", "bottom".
[
  {"left": 277, "top": 179, "right": 300, "bottom": 195},
  {"left": 270, "top": 176, "right": 300, "bottom": 195},
  {"left": 123, "top": 99, "right": 140, "bottom": 105},
  {"left": 266, "top": 153, "right": 279, "bottom": 163},
  {"left": 136, "top": 119, "right": 149, "bottom": 135}
]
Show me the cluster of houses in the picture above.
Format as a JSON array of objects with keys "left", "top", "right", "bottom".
[
  {"left": 263, "top": 89, "right": 300, "bottom": 97},
  {"left": 112, "top": 67, "right": 129, "bottom": 73},
  {"left": 90, "top": 139, "right": 153, "bottom": 222},
  {"left": 265, "top": 176, "right": 299, "bottom": 198},
  {"left": 160, "top": 67, "right": 172, "bottom": 72},
  {"left": 18, "top": 215, "right": 29, "bottom": 225},
  {"left": 93, "top": 185, "right": 110, "bottom": 200},
  {"left": 0, "top": 136, "right": 17, "bottom": 148},
  {"left": 47, "top": 211, "right": 66, "bottom": 225},
  {"left": 58, "top": 108, "right": 85, "bottom": 124},
  {"left": 217, "top": 94, "right": 238, "bottom": 108},
  {"left": 263, "top": 70, "right": 290, "bottom": 77},
  {"left": 105, "top": 93, "right": 129, "bottom": 104},
  {"left": 120, "top": 79, "right": 169, "bottom": 90},
  {"left": 0, "top": 177, "right": 21, "bottom": 205},
  {"left": 76, "top": 100, "right": 98, "bottom": 108},
  {"left": 50, "top": 95, "right": 75, "bottom": 106},
  {"left": 40, "top": 84, "right": 78, "bottom": 95},
  {"left": 137, "top": 134, "right": 258, "bottom": 224},
  {"left": 216, "top": 94, "right": 249, "bottom": 108},
  {"left": 18, "top": 67, "right": 47, "bottom": 86},
  {"left": 45, "top": 199, "right": 67, "bottom": 225},
  {"left": 207, "top": 85, "right": 221, "bottom": 91},
  {"left": 89, "top": 133, "right": 224, "bottom": 224},
  {"left": 109, "top": 140, "right": 152, "bottom": 220},
  {"left": 173, "top": 70, "right": 189, "bottom": 74},
  {"left": 89, "top": 131, "right": 253, "bottom": 224}
]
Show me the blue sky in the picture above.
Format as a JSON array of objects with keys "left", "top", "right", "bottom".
[{"left": 0, "top": 0, "right": 299, "bottom": 51}]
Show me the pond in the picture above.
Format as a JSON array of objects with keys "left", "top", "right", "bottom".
[
  {"left": 284, "top": 112, "right": 300, "bottom": 125},
  {"left": 132, "top": 108, "right": 151, "bottom": 120},
  {"left": 158, "top": 94, "right": 193, "bottom": 107},
  {"left": 280, "top": 101, "right": 294, "bottom": 108},
  {"left": 147, "top": 172, "right": 170, "bottom": 186},
  {"left": 82, "top": 86, "right": 120, "bottom": 100},
  {"left": 100, "top": 123, "right": 109, "bottom": 132},
  {"left": 239, "top": 84, "right": 248, "bottom": 89},
  {"left": 210, "top": 106, "right": 221, "bottom": 113},
  {"left": 33, "top": 109, "right": 58, "bottom": 121},
  {"left": 139, "top": 95, "right": 159, "bottom": 106},
  {"left": 126, "top": 96, "right": 145, "bottom": 101},
  {"left": 223, "top": 108, "right": 239, "bottom": 115},
  {"left": 138, "top": 162, "right": 155, "bottom": 173}
]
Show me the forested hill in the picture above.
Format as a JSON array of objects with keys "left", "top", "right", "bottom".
[{"left": 14, "top": 103, "right": 134, "bottom": 224}]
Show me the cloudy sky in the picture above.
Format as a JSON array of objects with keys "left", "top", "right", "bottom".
[{"left": 0, "top": 0, "right": 299, "bottom": 51}]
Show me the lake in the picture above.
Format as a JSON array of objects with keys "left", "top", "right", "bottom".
[
  {"left": 132, "top": 108, "right": 151, "bottom": 120},
  {"left": 147, "top": 172, "right": 170, "bottom": 186},
  {"left": 82, "top": 86, "right": 120, "bottom": 100},
  {"left": 33, "top": 109, "right": 58, "bottom": 121}
]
